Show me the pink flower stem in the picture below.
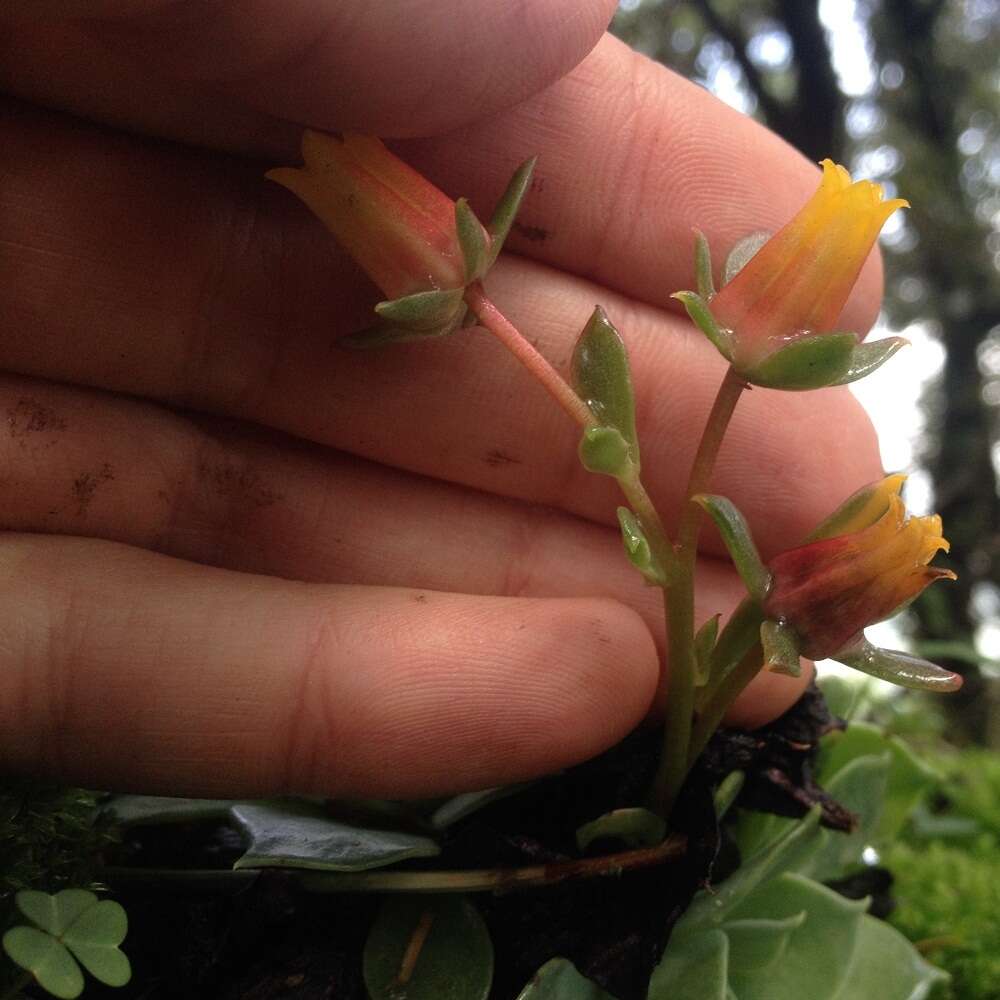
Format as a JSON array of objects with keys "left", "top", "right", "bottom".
[{"left": 464, "top": 283, "right": 594, "bottom": 430}]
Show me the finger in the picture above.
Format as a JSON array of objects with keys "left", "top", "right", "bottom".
[
  {"left": 0, "top": 0, "right": 616, "bottom": 138},
  {"left": 0, "top": 371, "right": 810, "bottom": 726},
  {"left": 0, "top": 29, "right": 882, "bottom": 331},
  {"left": 0, "top": 103, "right": 882, "bottom": 556},
  {"left": 0, "top": 533, "right": 660, "bottom": 797}
]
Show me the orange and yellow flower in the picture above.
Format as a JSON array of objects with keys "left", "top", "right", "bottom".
[
  {"left": 267, "top": 130, "right": 475, "bottom": 300},
  {"left": 763, "top": 476, "right": 955, "bottom": 660}
]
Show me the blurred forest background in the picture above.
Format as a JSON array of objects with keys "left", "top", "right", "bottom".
[{"left": 611, "top": 0, "right": 1000, "bottom": 741}]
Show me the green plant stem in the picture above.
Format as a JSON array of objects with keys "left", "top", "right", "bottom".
[
  {"left": 687, "top": 641, "right": 765, "bottom": 769},
  {"left": 651, "top": 366, "right": 746, "bottom": 817},
  {"left": 0, "top": 970, "right": 34, "bottom": 1000}
]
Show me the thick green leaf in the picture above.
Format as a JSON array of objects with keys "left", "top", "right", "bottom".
[
  {"left": 515, "top": 958, "right": 618, "bottom": 1000},
  {"left": 746, "top": 331, "right": 857, "bottom": 390},
  {"left": 104, "top": 795, "right": 235, "bottom": 826},
  {"left": 694, "top": 614, "right": 721, "bottom": 686},
  {"left": 16, "top": 889, "right": 97, "bottom": 937},
  {"left": 579, "top": 426, "right": 632, "bottom": 479},
  {"left": 818, "top": 722, "right": 939, "bottom": 842},
  {"left": 571, "top": 307, "right": 639, "bottom": 463},
  {"left": 575, "top": 808, "right": 666, "bottom": 852},
  {"left": 713, "top": 771, "right": 745, "bottom": 821},
  {"left": 375, "top": 288, "right": 466, "bottom": 331},
  {"left": 647, "top": 928, "right": 728, "bottom": 1000},
  {"left": 832, "top": 640, "right": 962, "bottom": 692},
  {"left": 430, "top": 783, "right": 535, "bottom": 830},
  {"left": 697, "top": 599, "right": 765, "bottom": 709},
  {"left": 62, "top": 901, "right": 130, "bottom": 987},
  {"left": 760, "top": 619, "right": 801, "bottom": 677},
  {"left": 230, "top": 800, "right": 440, "bottom": 871},
  {"left": 455, "top": 198, "right": 489, "bottom": 282},
  {"left": 722, "top": 231, "right": 770, "bottom": 286},
  {"left": 3, "top": 927, "right": 84, "bottom": 1000},
  {"left": 363, "top": 894, "right": 493, "bottom": 1000},
  {"left": 726, "top": 874, "right": 867, "bottom": 1000},
  {"left": 671, "top": 291, "right": 734, "bottom": 361},
  {"left": 692, "top": 495, "right": 770, "bottom": 602},
  {"left": 487, "top": 157, "right": 537, "bottom": 267},
  {"left": 616, "top": 508, "right": 667, "bottom": 587},
  {"left": 833, "top": 914, "right": 948, "bottom": 1000},
  {"left": 827, "top": 336, "right": 908, "bottom": 386},
  {"left": 722, "top": 913, "right": 806, "bottom": 972}
]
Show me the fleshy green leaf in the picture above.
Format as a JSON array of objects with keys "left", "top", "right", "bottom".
[
  {"left": 722, "top": 231, "right": 770, "bottom": 286},
  {"left": 455, "top": 198, "right": 489, "bottom": 283},
  {"left": 833, "top": 639, "right": 963, "bottom": 692},
  {"left": 230, "top": 800, "right": 440, "bottom": 871},
  {"left": 826, "top": 336, "right": 908, "bottom": 386},
  {"left": 3, "top": 927, "right": 84, "bottom": 1000},
  {"left": 691, "top": 495, "right": 770, "bottom": 603},
  {"left": 363, "top": 895, "right": 493, "bottom": 1000},
  {"left": 514, "top": 958, "right": 618, "bottom": 1000},
  {"left": 487, "top": 156, "right": 537, "bottom": 267},
  {"left": 575, "top": 808, "right": 666, "bottom": 852},
  {"left": 62, "top": 901, "right": 130, "bottom": 987},
  {"left": 697, "top": 599, "right": 765, "bottom": 709},
  {"left": 571, "top": 307, "right": 639, "bottom": 463},
  {"left": 104, "top": 795, "right": 235, "bottom": 826},
  {"left": 616, "top": 507, "right": 667, "bottom": 587},
  {"left": 430, "top": 783, "right": 536, "bottom": 830},
  {"left": 833, "top": 914, "right": 948, "bottom": 1000},
  {"left": 374, "top": 287, "right": 466, "bottom": 331},
  {"left": 722, "top": 913, "right": 806, "bottom": 972},
  {"left": 647, "top": 928, "right": 729, "bottom": 1000},
  {"left": 694, "top": 614, "right": 721, "bottom": 686},
  {"left": 819, "top": 721, "right": 939, "bottom": 842},
  {"left": 745, "top": 331, "right": 858, "bottom": 390},
  {"left": 694, "top": 230, "right": 715, "bottom": 300},
  {"left": 671, "top": 291, "right": 734, "bottom": 361},
  {"left": 579, "top": 426, "right": 632, "bottom": 478},
  {"left": 713, "top": 771, "right": 745, "bottom": 821},
  {"left": 760, "top": 620, "right": 801, "bottom": 677},
  {"left": 726, "top": 874, "right": 867, "bottom": 1000}
]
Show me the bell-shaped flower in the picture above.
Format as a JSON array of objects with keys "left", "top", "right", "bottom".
[
  {"left": 268, "top": 131, "right": 534, "bottom": 346},
  {"left": 763, "top": 476, "right": 956, "bottom": 660},
  {"left": 674, "top": 161, "right": 910, "bottom": 389}
]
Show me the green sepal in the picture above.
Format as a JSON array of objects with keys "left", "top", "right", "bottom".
[
  {"left": 723, "top": 231, "right": 770, "bottom": 286},
  {"left": 575, "top": 807, "right": 666, "bottom": 852},
  {"left": 694, "top": 614, "right": 721, "bottom": 686},
  {"left": 694, "top": 230, "right": 715, "bottom": 300},
  {"left": 826, "top": 336, "right": 909, "bottom": 386},
  {"left": 571, "top": 307, "right": 640, "bottom": 465},
  {"left": 697, "top": 598, "right": 765, "bottom": 710},
  {"left": 579, "top": 426, "right": 632, "bottom": 479},
  {"left": 744, "top": 331, "right": 858, "bottom": 390},
  {"left": 487, "top": 156, "right": 537, "bottom": 267},
  {"left": 692, "top": 494, "right": 771, "bottom": 603},
  {"left": 341, "top": 306, "right": 467, "bottom": 348},
  {"left": 760, "top": 620, "right": 802, "bottom": 677},
  {"left": 374, "top": 287, "right": 466, "bottom": 331},
  {"left": 617, "top": 507, "right": 667, "bottom": 587},
  {"left": 455, "top": 198, "right": 490, "bottom": 283},
  {"left": 832, "top": 638, "right": 963, "bottom": 692},
  {"left": 672, "top": 291, "right": 734, "bottom": 361}
]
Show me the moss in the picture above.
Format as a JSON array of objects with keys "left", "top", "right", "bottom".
[{"left": 884, "top": 745, "right": 1000, "bottom": 1000}]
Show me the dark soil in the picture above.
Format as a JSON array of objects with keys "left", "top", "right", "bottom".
[{"left": 80, "top": 682, "right": 847, "bottom": 1000}]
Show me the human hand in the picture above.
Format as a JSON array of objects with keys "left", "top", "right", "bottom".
[{"left": 0, "top": 0, "right": 882, "bottom": 799}]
